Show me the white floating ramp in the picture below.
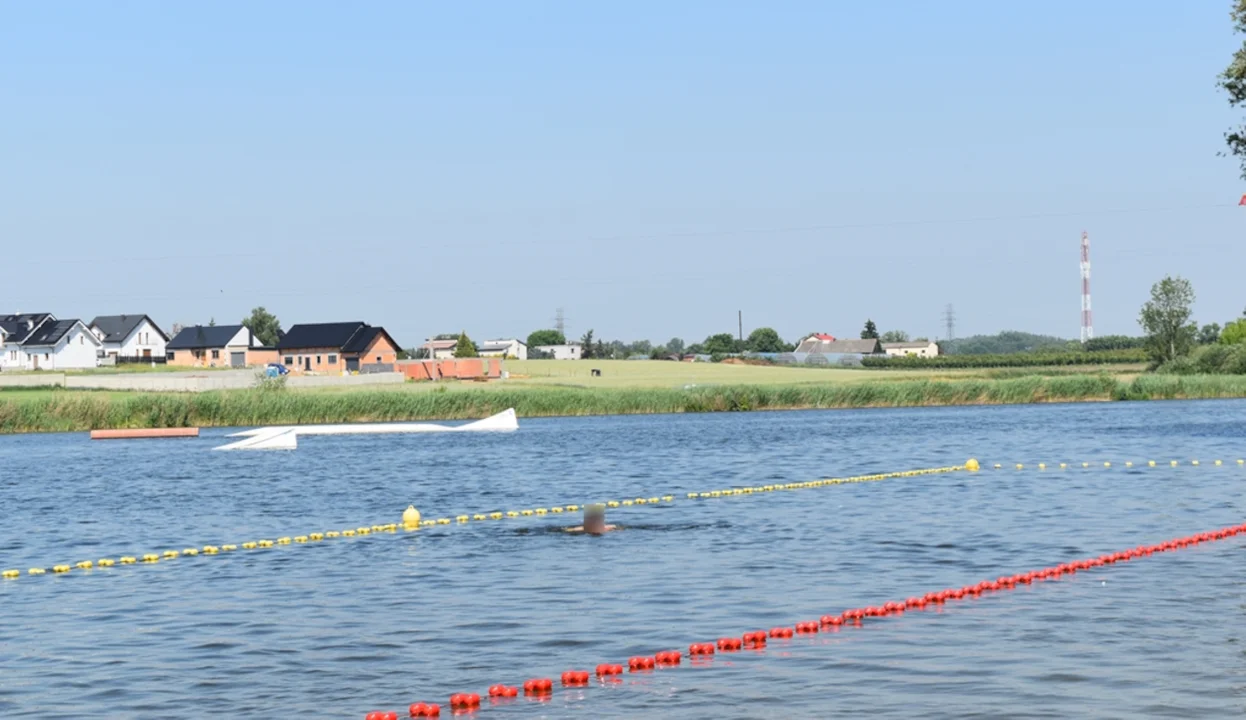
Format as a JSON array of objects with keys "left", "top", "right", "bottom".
[{"left": 213, "top": 408, "right": 518, "bottom": 450}]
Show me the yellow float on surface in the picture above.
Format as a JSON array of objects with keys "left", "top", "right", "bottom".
[{"left": 402, "top": 505, "right": 421, "bottom": 529}]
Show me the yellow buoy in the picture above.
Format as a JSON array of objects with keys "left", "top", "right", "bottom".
[
  {"left": 402, "top": 505, "right": 421, "bottom": 529},
  {"left": 965, "top": 458, "right": 980, "bottom": 472}
]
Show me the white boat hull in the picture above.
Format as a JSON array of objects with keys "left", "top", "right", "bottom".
[{"left": 213, "top": 408, "right": 518, "bottom": 450}]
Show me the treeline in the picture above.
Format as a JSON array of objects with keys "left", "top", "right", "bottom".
[
  {"left": 942, "top": 331, "right": 1147, "bottom": 355},
  {"left": 525, "top": 328, "right": 796, "bottom": 360},
  {"left": 862, "top": 348, "right": 1147, "bottom": 369}
]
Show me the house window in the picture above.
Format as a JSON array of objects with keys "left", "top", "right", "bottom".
[
  {"left": 316, "top": 355, "right": 321, "bottom": 365},
  {"left": 284, "top": 356, "right": 293, "bottom": 366},
  {"left": 328, "top": 354, "right": 337, "bottom": 364},
  {"left": 79, "top": 336, "right": 84, "bottom": 345},
  {"left": 376, "top": 356, "right": 381, "bottom": 363},
  {"left": 166, "top": 351, "right": 174, "bottom": 360},
  {"left": 211, "top": 350, "right": 220, "bottom": 360}
]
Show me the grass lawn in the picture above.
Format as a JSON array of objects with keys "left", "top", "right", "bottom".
[
  {"left": 501, "top": 359, "right": 932, "bottom": 388},
  {"left": 295, "top": 359, "right": 1142, "bottom": 395}
]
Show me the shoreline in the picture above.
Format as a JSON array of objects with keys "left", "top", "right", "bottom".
[{"left": 2, "top": 373, "right": 1246, "bottom": 435}]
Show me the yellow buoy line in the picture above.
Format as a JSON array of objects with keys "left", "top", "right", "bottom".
[
  {"left": 4, "top": 458, "right": 1237, "bottom": 582},
  {"left": 977, "top": 458, "right": 1245, "bottom": 471}
]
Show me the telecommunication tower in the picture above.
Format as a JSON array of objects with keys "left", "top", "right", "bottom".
[
  {"left": 554, "top": 307, "right": 566, "bottom": 338},
  {"left": 943, "top": 304, "right": 956, "bottom": 343},
  {"left": 1080, "top": 232, "right": 1093, "bottom": 343}
]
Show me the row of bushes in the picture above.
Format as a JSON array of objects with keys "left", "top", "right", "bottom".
[
  {"left": 1159, "top": 343, "right": 1246, "bottom": 375},
  {"left": 861, "top": 348, "right": 1147, "bottom": 369},
  {"left": 5, "top": 373, "right": 1246, "bottom": 433}
]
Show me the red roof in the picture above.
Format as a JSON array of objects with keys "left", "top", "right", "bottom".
[{"left": 813, "top": 333, "right": 836, "bottom": 341}]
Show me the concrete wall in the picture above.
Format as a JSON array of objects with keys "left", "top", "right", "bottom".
[
  {"left": 66, "top": 370, "right": 257, "bottom": 391},
  {"left": 286, "top": 372, "right": 404, "bottom": 388},
  {"left": 0, "top": 372, "right": 66, "bottom": 387}
]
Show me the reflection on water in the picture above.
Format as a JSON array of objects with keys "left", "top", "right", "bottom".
[{"left": 1, "top": 400, "right": 1245, "bottom": 718}]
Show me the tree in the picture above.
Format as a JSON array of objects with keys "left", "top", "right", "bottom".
[
  {"left": 629, "top": 339, "right": 652, "bottom": 356},
  {"left": 580, "top": 330, "right": 595, "bottom": 359},
  {"left": 1219, "top": 1, "right": 1246, "bottom": 177},
  {"left": 880, "top": 330, "right": 910, "bottom": 343},
  {"left": 1222, "top": 318, "right": 1246, "bottom": 345},
  {"left": 1199, "top": 322, "right": 1223, "bottom": 345},
  {"left": 745, "top": 327, "right": 786, "bottom": 353},
  {"left": 1139, "top": 276, "right": 1197, "bottom": 365},
  {"left": 453, "top": 331, "right": 478, "bottom": 358},
  {"left": 1084, "top": 335, "right": 1145, "bottom": 352},
  {"left": 242, "top": 306, "right": 282, "bottom": 347},
  {"left": 702, "top": 333, "right": 739, "bottom": 355},
  {"left": 861, "top": 319, "right": 879, "bottom": 339},
  {"left": 208, "top": 317, "right": 216, "bottom": 327},
  {"left": 666, "top": 337, "right": 686, "bottom": 355},
  {"left": 412, "top": 347, "right": 430, "bottom": 359},
  {"left": 527, "top": 329, "right": 566, "bottom": 348}
]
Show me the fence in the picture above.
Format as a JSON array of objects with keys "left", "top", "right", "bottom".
[{"left": 114, "top": 355, "right": 168, "bottom": 365}]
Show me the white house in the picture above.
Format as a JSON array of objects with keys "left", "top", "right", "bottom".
[
  {"left": 535, "top": 343, "right": 582, "bottom": 360},
  {"left": 477, "top": 339, "right": 527, "bottom": 360},
  {"left": 90, "top": 314, "right": 169, "bottom": 361},
  {"left": 882, "top": 341, "right": 940, "bottom": 358},
  {"left": 3, "top": 316, "right": 102, "bottom": 370},
  {"left": 1, "top": 313, "right": 55, "bottom": 370}
]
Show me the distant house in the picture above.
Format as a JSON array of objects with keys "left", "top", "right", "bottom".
[
  {"left": 89, "top": 314, "right": 169, "bottom": 361},
  {"left": 1, "top": 313, "right": 54, "bottom": 370},
  {"left": 277, "top": 322, "right": 400, "bottom": 373},
  {"left": 882, "top": 341, "right": 939, "bottom": 358},
  {"left": 166, "top": 324, "right": 267, "bottom": 368},
  {"left": 783, "top": 336, "right": 882, "bottom": 367},
  {"left": 535, "top": 343, "right": 582, "bottom": 360},
  {"left": 478, "top": 339, "right": 527, "bottom": 360},
  {"left": 794, "top": 333, "right": 839, "bottom": 353},
  {"left": 422, "top": 338, "right": 460, "bottom": 360},
  {"left": 0, "top": 313, "right": 102, "bottom": 370}
]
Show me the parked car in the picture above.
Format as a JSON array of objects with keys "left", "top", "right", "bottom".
[{"left": 266, "top": 362, "right": 289, "bottom": 377}]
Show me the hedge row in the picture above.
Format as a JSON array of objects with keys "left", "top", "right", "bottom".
[{"left": 861, "top": 348, "right": 1147, "bottom": 369}]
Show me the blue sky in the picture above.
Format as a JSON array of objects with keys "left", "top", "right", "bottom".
[{"left": 2, "top": 1, "right": 1243, "bottom": 347}]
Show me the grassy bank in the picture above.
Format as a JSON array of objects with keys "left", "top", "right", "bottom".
[{"left": 4, "top": 373, "right": 1246, "bottom": 434}]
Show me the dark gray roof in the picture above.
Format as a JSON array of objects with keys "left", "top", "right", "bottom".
[
  {"left": 343, "top": 325, "right": 399, "bottom": 354},
  {"left": 166, "top": 324, "right": 249, "bottom": 350},
  {"left": 277, "top": 322, "right": 360, "bottom": 351},
  {"left": 22, "top": 319, "right": 85, "bottom": 347},
  {"left": 89, "top": 314, "right": 168, "bottom": 344},
  {"left": 0, "top": 313, "right": 53, "bottom": 344}
]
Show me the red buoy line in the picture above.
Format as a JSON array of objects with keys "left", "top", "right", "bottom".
[{"left": 362, "top": 521, "right": 1246, "bottom": 719}]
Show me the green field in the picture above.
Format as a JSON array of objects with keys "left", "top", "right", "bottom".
[
  {"left": 294, "top": 359, "right": 1146, "bottom": 395},
  {"left": 1, "top": 365, "right": 1244, "bottom": 434}
]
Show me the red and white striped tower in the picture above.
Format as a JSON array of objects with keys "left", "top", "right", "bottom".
[{"left": 1080, "top": 231, "right": 1093, "bottom": 343}]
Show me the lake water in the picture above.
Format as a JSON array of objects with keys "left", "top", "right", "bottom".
[{"left": 1, "top": 401, "right": 1245, "bottom": 719}]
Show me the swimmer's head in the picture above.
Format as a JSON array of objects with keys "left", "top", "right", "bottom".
[{"left": 584, "top": 503, "right": 607, "bottom": 534}]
